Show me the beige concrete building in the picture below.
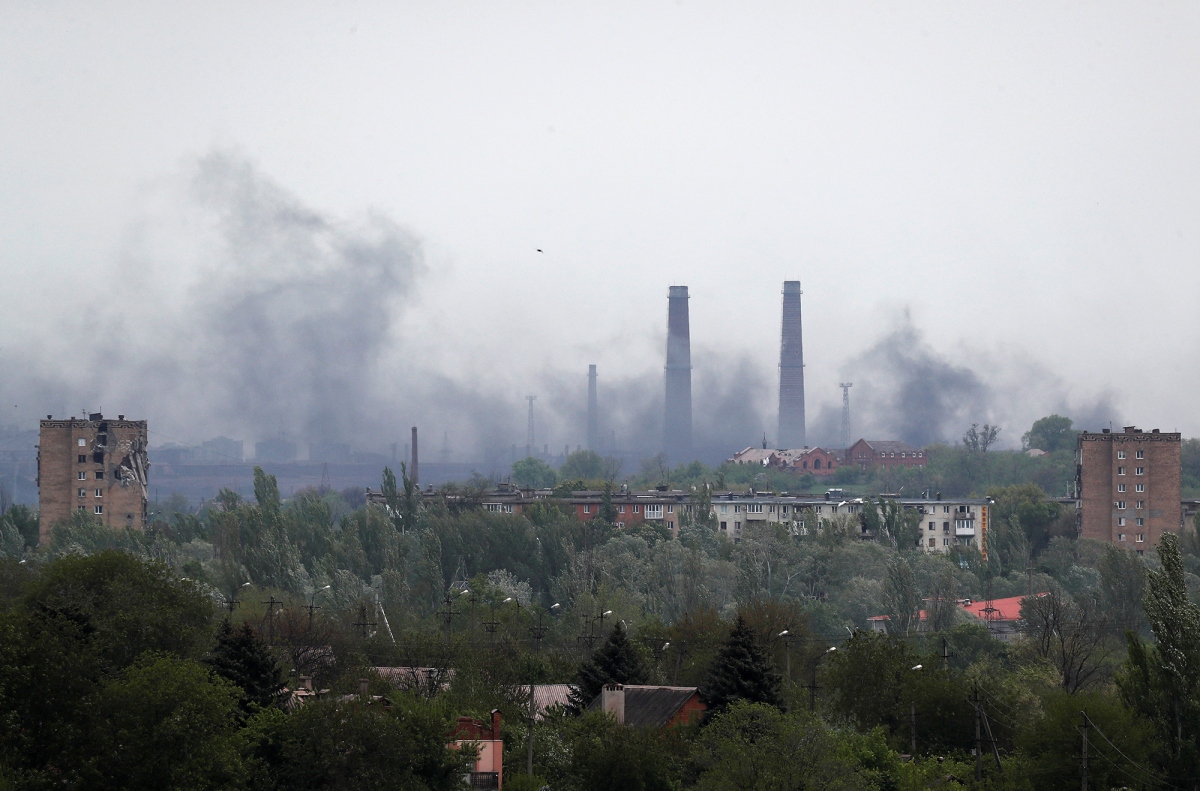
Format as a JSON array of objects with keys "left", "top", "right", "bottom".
[{"left": 37, "top": 413, "right": 149, "bottom": 543}]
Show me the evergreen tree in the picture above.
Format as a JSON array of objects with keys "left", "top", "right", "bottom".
[
  {"left": 204, "top": 621, "right": 285, "bottom": 715},
  {"left": 569, "top": 622, "right": 650, "bottom": 712},
  {"left": 700, "top": 615, "right": 783, "bottom": 716}
]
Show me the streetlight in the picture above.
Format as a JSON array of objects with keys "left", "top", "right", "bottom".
[
  {"left": 307, "top": 585, "right": 331, "bottom": 631},
  {"left": 910, "top": 664, "right": 924, "bottom": 756},
  {"left": 777, "top": 630, "right": 792, "bottom": 681}
]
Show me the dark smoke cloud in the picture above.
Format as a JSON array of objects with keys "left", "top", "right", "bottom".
[{"left": 0, "top": 154, "right": 1120, "bottom": 468}]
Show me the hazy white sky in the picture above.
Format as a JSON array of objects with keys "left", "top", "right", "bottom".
[{"left": 2, "top": 2, "right": 1199, "bottom": 452}]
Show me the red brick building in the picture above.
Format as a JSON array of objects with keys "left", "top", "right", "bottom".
[
  {"left": 37, "top": 413, "right": 149, "bottom": 543},
  {"left": 1076, "top": 426, "right": 1181, "bottom": 552},
  {"left": 845, "top": 439, "right": 926, "bottom": 470}
]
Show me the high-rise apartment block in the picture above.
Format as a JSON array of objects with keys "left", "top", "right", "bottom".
[
  {"left": 1076, "top": 426, "right": 1180, "bottom": 553},
  {"left": 37, "top": 413, "right": 149, "bottom": 543}
]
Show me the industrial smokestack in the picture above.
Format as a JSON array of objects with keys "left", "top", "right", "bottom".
[
  {"left": 587, "top": 364, "right": 598, "bottom": 452},
  {"left": 664, "top": 285, "right": 693, "bottom": 462},
  {"left": 410, "top": 426, "right": 419, "bottom": 485},
  {"left": 777, "top": 281, "right": 806, "bottom": 449}
]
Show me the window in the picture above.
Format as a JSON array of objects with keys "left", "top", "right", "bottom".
[
  {"left": 95, "top": 489, "right": 102, "bottom": 498},
  {"left": 77, "top": 438, "right": 86, "bottom": 447},
  {"left": 78, "top": 455, "right": 87, "bottom": 463},
  {"left": 943, "top": 521, "right": 950, "bottom": 531},
  {"left": 1117, "top": 501, "right": 1126, "bottom": 509},
  {"left": 720, "top": 521, "right": 727, "bottom": 530},
  {"left": 1136, "top": 533, "right": 1145, "bottom": 543},
  {"left": 583, "top": 504, "right": 590, "bottom": 514},
  {"left": 748, "top": 504, "right": 763, "bottom": 513},
  {"left": 1117, "top": 450, "right": 1126, "bottom": 459},
  {"left": 645, "top": 505, "right": 664, "bottom": 519},
  {"left": 617, "top": 522, "right": 624, "bottom": 528},
  {"left": 1136, "top": 467, "right": 1145, "bottom": 475},
  {"left": 1136, "top": 450, "right": 1144, "bottom": 459},
  {"left": 1117, "top": 484, "right": 1126, "bottom": 493},
  {"left": 485, "top": 503, "right": 501, "bottom": 512},
  {"left": 78, "top": 471, "right": 86, "bottom": 480},
  {"left": 781, "top": 505, "right": 787, "bottom": 514},
  {"left": 1136, "top": 500, "right": 1144, "bottom": 509},
  {"left": 77, "top": 488, "right": 86, "bottom": 497},
  {"left": 1118, "top": 533, "right": 1126, "bottom": 541},
  {"left": 1136, "top": 484, "right": 1145, "bottom": 493},
  {"left": 721, "top": 505, "right": 728, "bottom": 514},
  {"left": 943, "top": 506, "right": 950, "bottom": 514},
  {"left": 928, "top": 538, "right": 936, "bottom": 547},
  {"left": 955, "top": 519, "right": 971, "bottom": 531},
  {"left": 1137, "top": 550, "right": 1145, "bottom": 556},
  {"left": 735, "top": 521, "right": 741, "bottom": 530},
  {"left": 928, "top": 522, "right": 936, "bottom": 532},
  {"left": 943, "top": 538, "right": 949, "bottom": 546},
  {"left": 734, "top": 505, "right": 742, "bottom": 513},
  {"left": 95, "top": 471, "right": 104, "bottom": 480},
  {"left": 632, "top": 504, "right": 639, "bottom": 514},
  {"left": 667, "top": 504, "right": 673, "bottom": 513},
  {"left": 1118, "top": 467, "right": 1126, "bottom": 475},
  {"left": 619, "top": 505, "right": 625, "bottom": 514},
  {"left": 94, "top": 505, "right": 103, "bottom": 515},
  {"left": 1118, "top": 517, "right": 1127, "bottom": 526},
  {"left": 1136, "top": 517, "right": 1145, "bottom": 526}
]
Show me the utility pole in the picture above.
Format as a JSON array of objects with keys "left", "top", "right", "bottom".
[
  {"left": 527, "top": 610, "right": 551, "bottom": 778},
  {"left": 839, "top": 383, "right": 853, "bottom": 449},
  {"left": 526, "top": 395, "right": 537, "bottom": 458},
  {"left": 1081, "top": 711, "right": 1089, "bottom": 791},
  {"left": 261, "top": 596, "right": 283, "bottom": 644},
  {"left": 353, "top": 603, "right": 377, "bottom": 640},
  {"left": 911, "top": 700, "right": 917, "bottom": 757},
  {"left": 942, "top": 637, "right": 953, "bottom": 671},
  {"left": 974, "top": 683, "right": 983, "bottom": 782}
]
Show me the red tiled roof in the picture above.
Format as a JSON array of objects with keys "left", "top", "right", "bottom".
[{"left": 962, "top": 594, "right": 1044, "bottom": 622}]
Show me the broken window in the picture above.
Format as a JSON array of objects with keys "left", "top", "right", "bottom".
[
  {"left": 96, "top": 471, "right": 104, "bottom": 480},
  {"left": 92, "top": 452, "right": 104, "bottom": 464},
  {"left": 78, "top": 455, "right": 87, "bottom": 464}
]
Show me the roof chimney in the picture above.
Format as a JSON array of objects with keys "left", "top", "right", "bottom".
[{"left": 602, "top": 684, "right": 625, "bottom": 724}]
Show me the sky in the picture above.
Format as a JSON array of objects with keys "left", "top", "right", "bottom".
[{"left": 1, "top": 2, "right": 1198, "bottom": 461}]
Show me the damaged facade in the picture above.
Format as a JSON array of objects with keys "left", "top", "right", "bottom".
[{"left": 37, "top": 413, "right": 149, "bottom": 542}]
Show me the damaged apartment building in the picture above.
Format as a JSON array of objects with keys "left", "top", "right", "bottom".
[{"left": 37, "top": 413, "right": 149, "bottom": 544}]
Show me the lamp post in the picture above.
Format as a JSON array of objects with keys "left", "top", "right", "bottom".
[
  {"left": 526, "top": 602, "right": 559, "bottom": 778},
  {"left": 777, "top": 630, "right": 792, "bottom": 681},
  {"left": 306, "top": 585, "right": 331, "bottom": 632},
  {"left": 805, "top": 646, "right": 837, "bottom": 712},
  {"left": 910, "top": 664, "right": 923, "bottom": 756}
]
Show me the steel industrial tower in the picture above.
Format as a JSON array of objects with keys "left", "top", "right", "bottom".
[
  {"left": 664, "top": 286, "right": 693, "bottom": 462},
  {"left": 839, "top": 383, "right": 853, "bottom": 449},
  {"left": 587, "top": 365, "right": 598, "bottom": 451},
  {"left": 525, "top": 395, "right": 537, "bottom": 458},
  {"left": 777, "top": 281, "right": 806, "bottom": 449}
]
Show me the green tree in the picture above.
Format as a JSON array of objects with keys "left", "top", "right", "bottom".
[
  {"left": 881, "top": 556, "right": 921, "bottom": 635},
  {"left": 570, "top": 622, "right": 650, "bottom": 711},
  {"left": 550, "top": 710, "right": 682, "bottom": 791},
  {"left": 691, "top": 701, "right": 876, "bottom": 791},
  {"left": 1022, "top": 414, "right": 1077, "bottom": 453},
  {"left": 205, "top": 621, "right": 285, "bottom": 716},
  {"left": 87, "top": 655, "right": 245, "bottom": 790},
  {"left": 599, "top": 480, "right": 618, "bottom": 524},
  {"left": 700, "top": 615, "right": 783, "bottom": 716},
  {"left": 512, "top": 457, "right": 557, "bottom": 489},
  {"left": 1118, "top": 533, "right": 1200, "bottom": 782},
  {"left": 561, "top": 449, "right": 605, "bottom": 481},
  {"left": 250, "top": 696, "right": 472, "bottom": 791},
  {"left": 2, "top": 504, "right": 38, "bottom": 549},
  {"left": 962, "top": 423, "right": 1001, "bottom": 452}
]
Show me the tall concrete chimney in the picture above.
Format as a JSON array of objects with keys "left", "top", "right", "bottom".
[
  {"left": 587, "top": 364, "right": 599, "bottom": 452},
  {"left": 410, "top": 426, "right": 419, "bottom": 485},
  {"left": 664, "top": 286, "right": 693, "bottom": 462},
  {"left": 777, "top": 281, "right": 806, "bottom": 449}
]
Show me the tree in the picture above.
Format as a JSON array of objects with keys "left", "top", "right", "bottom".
[
  {"left": 1020, "top": 587, "right": 1112, "bottom": 692},
  {"left": 1022, "top": 414, "right": 1076, "bottom": 453},
  {"left": 549, "top": 710, "right": 683, "bottom": 791},
  {"left": 87, "top": 655, "right": 245, "bottom": 790},
  {"left": 2, "top": 504, "right": 38, "bottom": 549},
  {"left": 512, "top": 457, "right": 557, "bottom": 489},
  {"left": 205, "top": 621, "right": 285, "bottom": 716},
  {"left": 700, "top": 615, "right": 783, "bottom": 715},
  {"left": 881, "top": 556, "right": 921, "bottom": 635},
  {"left": 962, "top": 423, "right": 1000, "bottom": 452},
  {"left": 1097, "top": 543, "right": 1147, "bottom": 637},
  {"left": 570, "top": 622, "right": 650, "bottom": 711},
  {"left": 1118, "top": 533, "right": 1200, "bottom": 781},
  {"left": 561, "top": 450, "right": 605, "bottom": 481},
  {"left": 691, "top": 701, "right": 875, "bottom": 791},
  {"left": 599, "top": 480, "right": 618, "bottom": 524}
]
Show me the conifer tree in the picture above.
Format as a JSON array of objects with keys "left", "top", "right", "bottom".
[
  {"left": 569, "top": 622, "right": 649, "bottom": 712},
  {"left": 701, "top": 614, "right": 784, "bottom": 716},
  {"left": 205, "top": 621, "right": 285, "bottom": 716}
]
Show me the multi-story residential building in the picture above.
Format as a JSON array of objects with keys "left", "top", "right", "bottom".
[
  {"left": 1076, "top": 426, "right": 1181, "bottom": 553},
  {"left": 37, "top": 413, "right": 149, "bottom": 542}
]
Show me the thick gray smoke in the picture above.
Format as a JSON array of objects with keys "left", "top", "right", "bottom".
[
  {"left": 806, "top": 317, "right": 1118, "bottom": 449},
  {"left": 0, "top": 154, "right": 1118, "bottom": 467}
]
